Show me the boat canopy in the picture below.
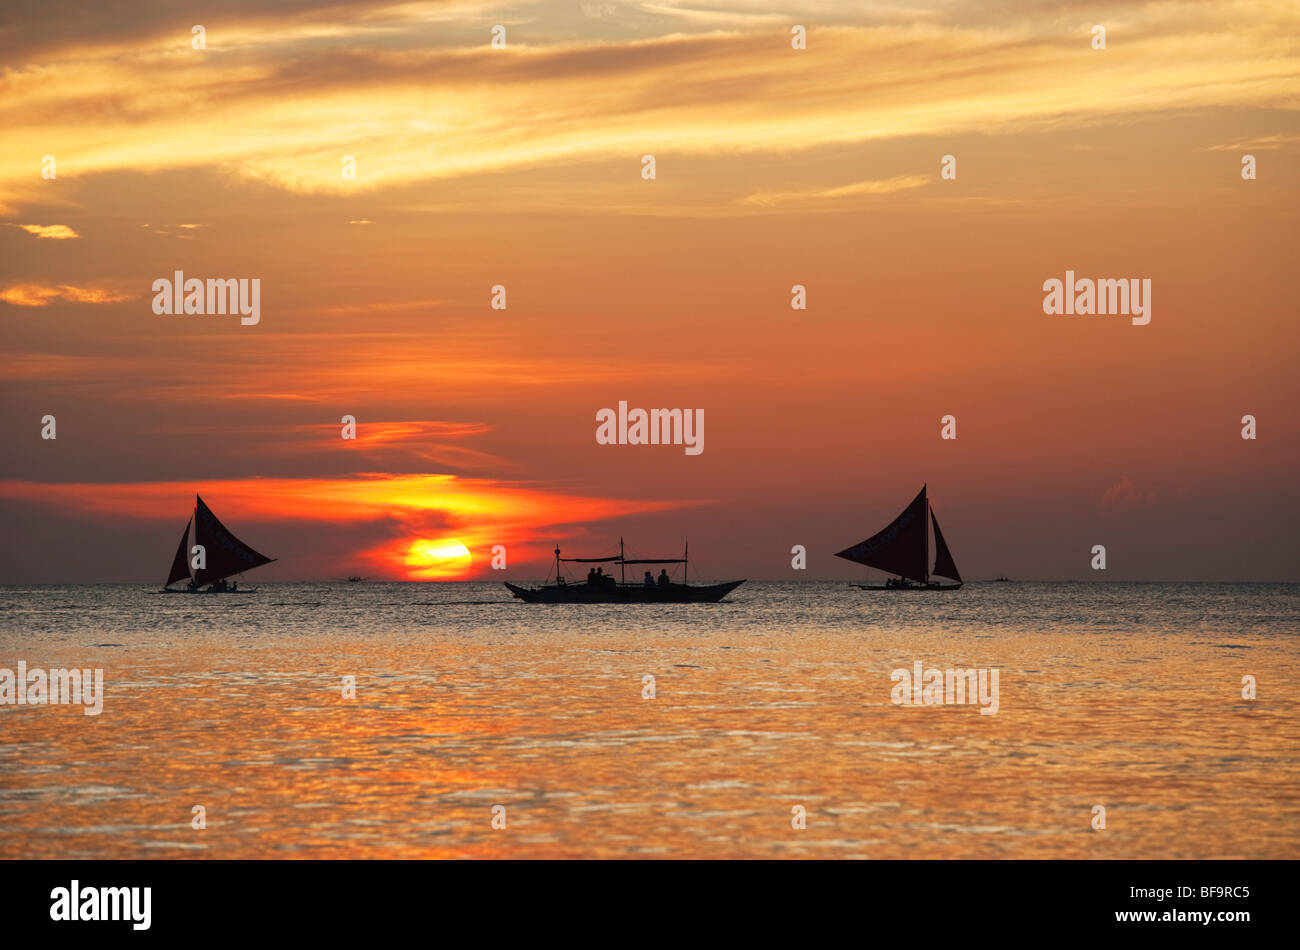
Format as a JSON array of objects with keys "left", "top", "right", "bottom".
[
  {"left": 559, "top": 555, "right": 686, "bottom": 565},
  {"left": 553, "top": 539, "right": 691, "bottom": 584}
]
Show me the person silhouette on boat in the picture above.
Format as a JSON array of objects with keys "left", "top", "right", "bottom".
[
  {"left": 643, "top": 571, "right": 655, "bottom": 588},
  {"left": 586, "top": 567, "right": 597, "bottom": 585},
  {"left": 657, "top": 569, "right": 671, "bottom": 589}
]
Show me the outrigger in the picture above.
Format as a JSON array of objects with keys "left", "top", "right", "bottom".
[{"left": 505, "top": 539, "right": 744, "bottom": 604}]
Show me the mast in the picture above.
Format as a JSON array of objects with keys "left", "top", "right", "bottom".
[
  {"left": 922, "top": 485, "right": 929, "bottom": 585},
  {"left": 554, "top": 545, "right": 561, "bottom": 582},
  {"left": 684, "top": 540, "right": 688, "bottom": 585},
  {"left": 620, "top": 537, "right": 625, "bottom": 586}
]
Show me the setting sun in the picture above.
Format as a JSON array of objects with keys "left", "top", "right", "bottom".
[{"left": 403, "top": 538, "right": 472, "bottom": 580}]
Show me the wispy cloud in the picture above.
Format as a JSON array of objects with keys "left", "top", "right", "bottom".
[
  {"left": 14, "top": 223, "right": 80, "bottom": 239},
  {"left": 740, "top": 174, "right": 930, "bottom": 208},
  {"left": 1204, "top": 133, "right": 1300, "bottom": 151},
  {"left": 1099, "top": 475, "right": 1156, "bottom": 513},
  {"left": 273, "top": 420, "right": 510, "bottom": 470},
  {"left": 1, "top": 2, "right": 1296, "bottom": 213},
  {"left": 0, "top": 283, "right": 131, "bottom": 307}
]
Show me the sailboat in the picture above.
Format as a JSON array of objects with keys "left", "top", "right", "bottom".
[
  {"left": 161, "top": 495, "right": 276, "bottom": 593},
  {"left": 505, "top": 539, "right": 745, "bottom": 603},
  {"left": 835, "top": 485, "right": 963, "bottom": 591}
]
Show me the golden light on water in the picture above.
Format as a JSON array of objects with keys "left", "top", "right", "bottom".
[
  {"left": 403, "top": 538, "right": 472, "bottom": 580},
  {"left": 6, "top": 595, "right": 1299, "bottom": 860}
]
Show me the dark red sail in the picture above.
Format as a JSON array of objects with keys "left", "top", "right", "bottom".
[
  {"left": 164, "top": 517, "right": 193, "bottom": 587},
  {"left": 834, "top": 486, "right": 928, "bottom": 582},
  {"left": 930, "top": 508, "right": 962, "bottom": 583},
  {"left": 192, "top": 495, "right": 274, "bottom": 585}
]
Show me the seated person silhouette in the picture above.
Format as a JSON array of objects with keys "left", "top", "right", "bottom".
[
  {"left": 657, "top": 569, "right": 671, "bottom": 589},
  {"left": 644, "top": 571, "right": 655, "bottom": 588}
]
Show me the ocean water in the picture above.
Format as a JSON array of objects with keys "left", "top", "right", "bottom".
[{"left": 0, "top": 581, "right": 1296, "bottom": 859}]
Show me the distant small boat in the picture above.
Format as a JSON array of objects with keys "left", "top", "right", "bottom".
[
  {"left": 161, "top": 494, "right": 275, "bottom": 593},
  {"left": 506, "top": 539, "right": 744, "bottom": 604},
  {"left": 836, "top": 485, "right": 963, "bottom": 591},
  {"left": 347, "top": 575, "right": 366, "bottom": 583},
  {"left": 994, "top": 575, "right": 1011, "bottom": 583}
]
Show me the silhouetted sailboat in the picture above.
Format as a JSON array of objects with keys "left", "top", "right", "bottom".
[
  {"left": 835, "top": 485, "right": 963, "bottom": 591},
  {"left": 162, "top": 495, "right": 275, "bottom": 593},
  {"left": 505, "top": 539, "right": 744, "bottom": 603}
]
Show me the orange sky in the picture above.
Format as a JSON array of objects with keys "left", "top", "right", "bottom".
[{"left": 1, "top": 1, "right": 1297, "bottom": 581}]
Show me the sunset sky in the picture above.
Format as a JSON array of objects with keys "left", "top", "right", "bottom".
[{"left": 1, "top": 0, "right": 1297, "bottom": 582}]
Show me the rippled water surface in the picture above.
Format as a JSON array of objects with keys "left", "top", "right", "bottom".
[{"left": 1, "top": 581, "right": 1297, "bottom": 858}]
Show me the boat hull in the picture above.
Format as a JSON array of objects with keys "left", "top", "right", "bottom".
[
  {"left": 506, "top": 580, "right": 745, "bottom": 604},
  {"left": 160, "top": 587, "right": 259, "bottom": 594}
]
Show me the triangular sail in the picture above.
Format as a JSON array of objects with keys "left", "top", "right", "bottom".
[
  {"left": 930, "top": 508, "right": 962, "bottom": 583},
  {"left": 834, "top": 486, "right": 928, "bottom": 582},
  {"left": 193, "top": 495, "right": 274, "bottom": 585},
  {"left": 164, "top": 518, "right": 193, "bottom": 587}
]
